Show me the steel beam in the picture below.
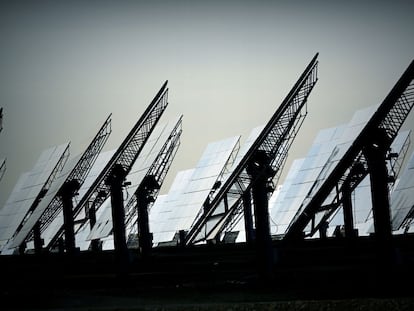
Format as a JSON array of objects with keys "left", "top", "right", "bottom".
[
  {"left": 10, "top": 114, "right": 111, "bottom": 250},
  {"left": 46, "top": 82, "right": 168, "bottom": 250},
  {"left": 285, "top": 59, "right": 414, "bottom": 241},
  {"left": 185, "top": 54, "right": 318, "bottom": 245}
]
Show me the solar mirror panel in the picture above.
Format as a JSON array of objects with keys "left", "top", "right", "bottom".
[
  {"left": 390, "top": 150, "right": 414, "bottom": 231},
  {"left": 152, "top": 136, "right": 240, "bottom": 245},
  {"left": 150, "top": 169, "right": 194, "bottom": 245},
  {"left": 289, "top": 105, "right": 378, "bottom": 235},
  {"left": 40, "top": 150, "right": 115, "bottom": 249},
  {"left": 86, "top": 120, "right": 170, "bottom": 241},
  {"left": 9, "top": 153, "right": 80, "bottom": 249},
  {"left": 0, "top": 143, "right": 69, "bottom": 251},
  {"left": 87, "top": 116, "right": 181, "bottom": 242}
]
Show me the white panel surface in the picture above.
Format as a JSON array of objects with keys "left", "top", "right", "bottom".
[
  {"left": 0, "top": 143, "right": 69, "bottom": 249},
  {"left": 391, "top": 150, "right": 414, "bottom": 230},
  {"left": 327, "top": 130, "right": 410, "bottom": 236},
  {"left": 40, "top": 150, "right": 115, "bottom": 248},
  {"left": 9, "top": 153, "right": 80, "bottom": 249},
  {"left": 151, "top": 135, "right": 240, "bottom": 245},
  {"left": 287, "top": 105, "right": 378, "bottom": 234},
  {"left": 87, "top": 117, "right": 181, "bottom": 241}
]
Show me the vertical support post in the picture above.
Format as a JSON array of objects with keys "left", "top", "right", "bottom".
[
  {"left": 252, "top": 175, "right": 274, "bottom": 282},
  {"left": 137, "top": 191, "right": 151, "bottom": 256},
  {"left": 364, "top": 129, "right": 394, "bottom": 266},
  {"left": 106, "top": 164, "right": 129, "bottom": 266},
  {"left": 29, "top": 189, "right": 48, "bottom": 254},
  {"left": 342, "top": 180, "right": 356, "bottom": 238},
  {"left": 247, "top": 151, "right": 274, "bottom": 282},
  {"left": 364, "top": 137, "right": 392, "bottom": 242},
  {"left": 88, "top": 201, "right": 101, "bottom": 252},
  {"left": 243, "top": 190, "right": 255, "bottom": 244},
  {"left": 33, "top": 222, "right": 44, "bottom": 254},
  {"left": 59, "top": 179, "right": 80, "bottom": 254},
  {"left": 137, "top": 175, "right": 159, "bottom": 257}
]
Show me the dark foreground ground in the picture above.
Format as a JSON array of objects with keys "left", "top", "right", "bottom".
[
  {"left": 4, "top": 285, "right": 414, "bottom": 311},
  {"left": 2, "top": 235, "right": 414, "bottom": 310}
]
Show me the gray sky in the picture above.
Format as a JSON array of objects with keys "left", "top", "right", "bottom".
[{"left": 0, "top": 1, "right": 413, "bottom": 208}]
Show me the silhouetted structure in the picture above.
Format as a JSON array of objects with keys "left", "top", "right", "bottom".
[
  {"left": 285, "top": 59, "right": 414, "bottom": 242},
  {"left": 9, "top": 115, "right": 112, "bottom": 253},
  {"left": 2, "top": 58, "right": 414, "bottom": 309}
]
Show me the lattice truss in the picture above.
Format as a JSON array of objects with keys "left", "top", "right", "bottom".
[
  {"left": 46, "top": 82, "right": 169, "bottom": 249},
  {"left": 14, "top": 144, "right": 70, "bottom": 238},
  {"left": 285, "top": 60, "right": 414, "bottom": 239},
  {"left": 124, "top": 116, "right": 182, "bottom": 235},
  {"left": 28, "top": 115, "right": 112, "bottom": 239},
  {"left": 185, "top": 54, "right": 319, "bottom": 245}
]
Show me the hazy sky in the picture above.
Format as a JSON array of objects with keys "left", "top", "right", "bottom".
[{"left": 0, "top": 1, "right": 413, "bottom": 207}]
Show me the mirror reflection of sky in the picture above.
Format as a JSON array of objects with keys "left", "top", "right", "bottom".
[{"left": 0, "top": 1, "right": 413, "bottom": 207}]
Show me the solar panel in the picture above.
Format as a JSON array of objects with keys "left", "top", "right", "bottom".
[
  {"left": 328, "top": 130, "right": 410, "bottom": 236},
  {"left": 87, "top": 116, "right": 182, "bottom": 242},
  {"left": 390, "top": 149, "right": 414, "bottom": 230},
  {"left": 201, "top": 125, "right": 265, "bottom": 243},
  {"left": 150, "top": 170, "right": 194, "bottom": 245},
  {"left": 9, "top": 114, "right": 112, "bottom": 250},
  {"left": 9, "top": 154, "right": 80, "bottom": 249},
  {"left": 150, "top": 136, "right": 241, "bottom": 246},
  {"left": 0, "top": 143, "right": 70, "bottom": 252},
  {"left": 286, "top": 105, "right": 379, "bottom": 236},
  {"left": 40, "top": 150, "right": 115, "bottom": 249},
  {"left": 264, "top": 124, "right": 347, "bottom": 237}
]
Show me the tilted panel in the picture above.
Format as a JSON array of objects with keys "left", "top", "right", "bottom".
[
  {"left": 45, "top": 82, "right": 169, "bottom": 249},
  {"left": 86, "top": 116, "right": 182, "bottom": 242},
  {"left": 73, "top": 81, "right": 168, "bottom": 219},
  {"left": 38, "top": 150, "right": 116, "bottom": 249},
  {"left": 124, "top": 116, "right": 182, "bottom": 231},
  {"left": 9, "top": 115, "right": 112, "bottom": 248},
  {"left": 37, "top": 115, "right": 112, "bottom": 231},
  {"left": 85, "top": 121, "right": 171, "bottom": 241},
  {"left": 285, "top": 59, "right": 414, "bottom": 240},
  {"left": 150, "top": 170, "right": 194, "bottom": 245},
  {"left": 391, "top": 149, "right": 414, "bottom": 230},
  {"left": 154, "top": 135, "right": 241, "bottom": 245},
  {"left": 0, "top": 143, "right": 70, "bottom": 246},
  {"left": 185, "top": 54, "right": 319, "bottom": 245},
  {"left": 327, "top": 130, "right": 411, "bottom": 235}
]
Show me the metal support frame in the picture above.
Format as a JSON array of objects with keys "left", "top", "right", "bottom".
[
  {"left": 13, "top": 145, "right": 70, "bottom": 246},
  {"left": 87, "top": 200, "right": 101, "bottom": 251},
  {"left": 106, "top": 164, "right": 129, "bottom": 262},
  {"left": 342, "top": 179, "right": 356, "bottom": 238},
  {"left": 10, "top": 114, "right": 111, "bottom": 250},
  {"left": 123, "top": 116, "right": 182, "bottom": 252},
  {"left": 242, "top": 190, "right": 254, "bottom": 244},
  {"left": 285, "top": 59, "right": 414, "bottom": 241},
  {"left": 59, "top": 179, "right": 81, "bottom": 254},
  {"left": 33, "top": 222, "right": 43, "bottom": 254},
  {"left": 136, "top": 175, "right": 159, "bottom": 257},
  {"left": 46, "top": 81, "right": 168, "bottom": 250},
  {"left": 185, "top": 54, "right": 319, "bottom": 245},
  {"left": 247, "top": 150, "right": 274, "bottom": 280},
  {"left": 39, "top": 115, "right": 111, "bottom": 234},
  {"left": 364, "top": 133, "right": 393, "bottom": 242}
]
